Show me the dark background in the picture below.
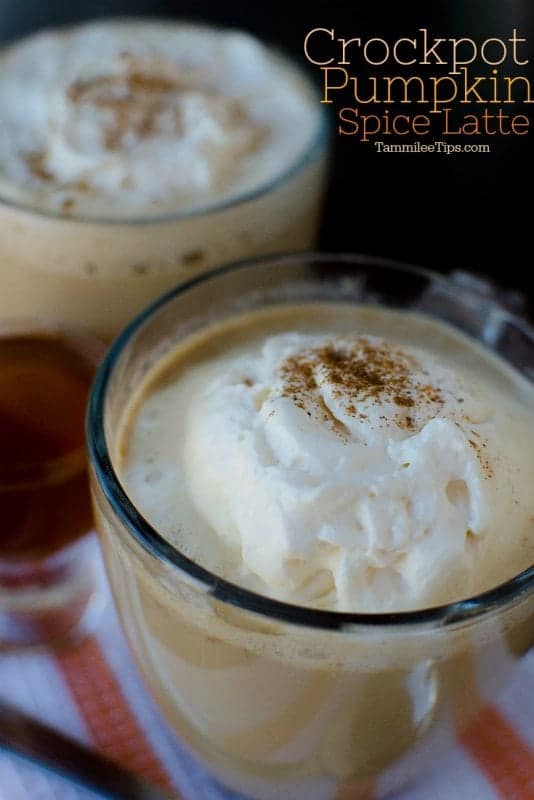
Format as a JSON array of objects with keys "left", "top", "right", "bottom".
[{"left": 1, "top": 0, "right": 532, "bottom": 306}]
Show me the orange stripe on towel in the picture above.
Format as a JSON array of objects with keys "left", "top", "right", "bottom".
[
  {"left": 461, "top": 706, "right": 534, "bottom": 800},
  {"left": 56, "top": 636, "right": 177, "bottom": 795}
]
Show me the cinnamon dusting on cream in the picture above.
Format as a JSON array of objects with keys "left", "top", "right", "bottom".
[{"left": 280, "top": 337, "right": 445, "bottom": 432}]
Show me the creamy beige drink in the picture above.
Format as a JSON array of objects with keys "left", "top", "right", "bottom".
[
  {"left": 121, "top": 305, "right": 534, "bottom": 612},
  {"left": 0, "top": 20, "right": 326, "bottom": 337},
  {"left": 98, "top": 300, "right": 533, "bottom": 800}
]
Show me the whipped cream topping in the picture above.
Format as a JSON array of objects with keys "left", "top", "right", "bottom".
[
  {"left": 182, "top": 333, "right": 519, "bottom": 611},
  {"left": 0, "top": 21, "right": 318, "bottom": 218}
]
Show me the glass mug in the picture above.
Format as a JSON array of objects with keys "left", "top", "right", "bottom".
[
  {"left": 0, "top": 23, "right": 329, "bottom": 341},
  {"left": 87, "top": 254, "right": 533, "bottom": 799},
  {"left": 0, "top": 321, "right": 106, "bottom": 649}
]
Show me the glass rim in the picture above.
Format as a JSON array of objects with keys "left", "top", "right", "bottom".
[
  {"left": 87, "top": 252, "right": 534, "bottom": 632},
  {"left": 0, "top": 18, "right": 329, "bottom": 226}
]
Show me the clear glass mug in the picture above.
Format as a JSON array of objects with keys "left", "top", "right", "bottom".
[
  {"left": 0, "top": 25, "right": 329, "bottom": 341},
  {"left": 87, "top": 254, "right": 533, "bottom": 799},
  {"left": 0, "top": 321, "right": 107, "bottom": 649}
]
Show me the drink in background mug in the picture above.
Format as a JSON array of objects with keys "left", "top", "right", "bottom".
[
  {"left": 0, "top": 19, "right": 329, "bottom": 339},
  {"left": 0, "top": 321, "right": 106, "bottom": 649}
]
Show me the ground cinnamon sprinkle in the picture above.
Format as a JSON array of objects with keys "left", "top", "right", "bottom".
[
  {"left": 278, "top": 336, "right": 495, "bottom": 476},
  {"left": 25, "top": 151, "right": 53, "bottom": 181},
  {"left": 66, "top": 66, "right": 260, "bottom": 155},
  {"left": 280, "top": 337, "right": 444, "bottom": 432},
  {"left": 468, "top": 434, "right": 494, "bottom": 478},
  {"left": 68, "top": 70, "right": 184, "bottom": 151}
]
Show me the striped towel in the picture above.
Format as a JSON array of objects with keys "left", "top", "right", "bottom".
[{"left": 0, "top": 538, "right": 532, "bottom": 800}]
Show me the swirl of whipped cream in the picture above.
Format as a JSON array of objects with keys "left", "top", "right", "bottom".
[
  {"left": 48, "top": 54, "right": 262, "bottom": 193},
  {"left": 184, "top": 333, "right": 514, "bottom": 612},
  {"left": 0, "top": 21, "right": 317, "bottom": 217}
]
